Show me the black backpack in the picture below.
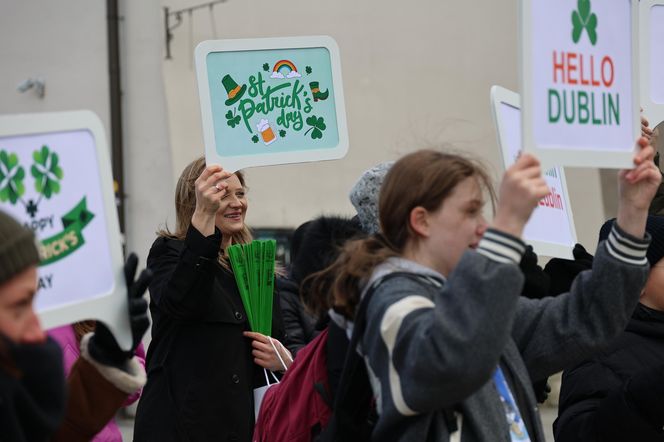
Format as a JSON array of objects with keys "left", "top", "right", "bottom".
[{"left": 319, "top": 272, "right": 459, "bottom": 441}]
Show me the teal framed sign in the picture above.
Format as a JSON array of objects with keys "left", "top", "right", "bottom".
[{"left": 195, "top": 36, "right": 349, "bottom": 171}]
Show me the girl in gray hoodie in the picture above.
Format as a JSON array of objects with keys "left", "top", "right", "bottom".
[{"left": 310, "top": 139, "right": 659, "bottom": 442}]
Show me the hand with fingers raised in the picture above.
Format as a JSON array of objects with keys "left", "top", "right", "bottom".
[
  {"left": 492, "top": 154, "right": 551, "bottom": 238},
  {"left": 88, "top": 253, "right": 153, "bottom": 370},
  {"left": 617, "top": 137, "right": 663, "bottom": 238},
  {"left": 191, "top": 164, "right": 233, "bottom": 236}
]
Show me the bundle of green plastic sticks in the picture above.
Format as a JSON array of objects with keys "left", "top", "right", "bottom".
[{"left": 227, "top": 239, "right": 276, "bottom": 336}]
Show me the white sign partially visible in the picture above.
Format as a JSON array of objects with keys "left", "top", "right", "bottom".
[
  {"left": 491, "top": 86, "right": 577, "bottom": 259},
  {"left": 640, "top": 1, "right": 664, "bottom": 131},
  {"left": 0, "top": 111, "right": 133, "bottom": 350},
  {"left": 520, "top": 0, "right": 640, "bottom": 169}
]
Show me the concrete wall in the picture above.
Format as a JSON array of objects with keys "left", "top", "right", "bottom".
[
  {"left": 120, "top": 0, "right": 175, "bottom": 260},
  {"left": 0, "top": 1, "right": 111, "bottom": 129},
  {"left": 0, "top": 0, "right": 608, "bottom": 255},
  {"left": 0, "top": 0, "right": 174, "bottom": 261},
  {"left": 161, "top": 0, "right": 607, "bottom": 251}
]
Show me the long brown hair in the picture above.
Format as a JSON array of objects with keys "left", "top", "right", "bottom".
[
  {"left": 158, "top": 157, "right": 253, "bottom": 264},
  {"left": 307, "top": 149, "right": 495, "bottom": 319}
]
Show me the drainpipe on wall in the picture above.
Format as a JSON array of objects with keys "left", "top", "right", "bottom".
[{"left": 107, "top": 0, "right": 125, "bottom": 236}]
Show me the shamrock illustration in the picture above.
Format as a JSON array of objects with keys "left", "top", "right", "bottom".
[
  {"left": 572, "top": 0, "right": 597, "bottom": 45},
  {"left": 279, "top": 130, "right": 286, "bottom": 138},
  {"left": 251, "top": 135, "right": 259, "bottom": 143},
  {"left": 305, "top": 66, "right": 312, "bottom": 75},
  {"left": 0, "top": 150, "right": 26, "bottom": 204},
  {"left": 263, "top": 63, "right": 270, "bottom": 72},
  {"left": 304, "top": 115, "right": 326, "bottom": 140},
  {"left": 31, "top": 145, "right": 63, "bottom": 199},
  {"left": 226, "top": 109, "right": 241, "bottom": 129}
]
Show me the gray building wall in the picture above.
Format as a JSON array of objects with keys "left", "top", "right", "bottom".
[{"left": 1, "top": 0, "right": 608, "bottom": 255}]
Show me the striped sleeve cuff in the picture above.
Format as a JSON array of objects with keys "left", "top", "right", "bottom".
[
  {"left": 603, "top": 222, "right": 650, "bottom": 266},
  {"left": 477, "top": 228, "right": 527, "bottom": 265}
]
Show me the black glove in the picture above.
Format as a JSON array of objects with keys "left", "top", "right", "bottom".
[
  {"left": 519, "top": 246, "right": 551, "bottom": 299},
  {"left": 543, "top": 243, "right": 594, "bottom": 296},
  {"left": 88, "top": 253, "right": 152, "bottom": 369},
  {"left": 532, "top": 379, "right": 552, "bottom": 404}
]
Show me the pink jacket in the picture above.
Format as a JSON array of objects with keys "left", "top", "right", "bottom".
[{"left": 48, "top": 325, "right": 146, "bottom": 442}]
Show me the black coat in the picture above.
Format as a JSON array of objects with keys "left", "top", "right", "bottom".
[
  {"left": 277, "top": 277, "right": 316, "bottom": 356},
  {"left": 554, "top": 303, "right": 664, "bottom": 441},
  {"left": 134, "top": 226, "right": 284, "bottom": 442}
]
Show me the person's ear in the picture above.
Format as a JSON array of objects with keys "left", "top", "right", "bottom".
[{"left": 409, "top": 206, "right": 430, "bottom": 238}]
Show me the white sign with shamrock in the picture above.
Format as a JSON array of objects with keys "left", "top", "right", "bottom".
[
  {"left": 0, "top": 111, "right": 133, "bottom": 350},
  {"left": 520, "top": 0, "right": 640, "bottom": 168},
  {"left": 491, "top": 86, "right": 577, "bottom": 259}
]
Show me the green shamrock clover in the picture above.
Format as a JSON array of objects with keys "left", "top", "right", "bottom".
[
  {"left": 0, "top": 150, "right": 26, "bottom": 204},
  {"left": 305, "top": 66, "right": 312, "bottom": 75},
  {"left": 262, "top": 63, "right": 270, "bottom": 72},
  {"left": 572, "top": 0, "right": 597, "bottom": 45},
  {"left": 226, "top": 110, "right": 241, "bottom": 129},
  {"left": 31, "top": 145, "right": 63, "bottom": 199},
  {"left": 251, "top": 135, "right": 259, "bottom": 143},
  {"left": 304, "top": 115, "right": 326, "bottom": 140},
  {"left": 279, "top": 130, "right": 286, "bottom": 138}
]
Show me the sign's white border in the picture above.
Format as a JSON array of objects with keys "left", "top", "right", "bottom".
[
  {"left": 640, "top": 0, "right": 664, "bottom": 129},
  {"left": 491, "top": 85, "right": 578, "bottom": 259},
  {"left": 519, "top": 0, "right": 640, "bottom": 169},
  {"left": 0, "top": 111, "right": 132, "bottom": 349},
  {"left": 195, "top": 36, "right": 349, "bottom": 172}
]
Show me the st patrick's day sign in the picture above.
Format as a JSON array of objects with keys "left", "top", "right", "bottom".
[
  {"left": 0, "top": 111, "right": 133, "bottom": 350},
  {"left": 521, "top": 0, "right": 640, "bottom": 168},
  {"left": 195, "top": 36, "right": 349, "bottom": 171}
]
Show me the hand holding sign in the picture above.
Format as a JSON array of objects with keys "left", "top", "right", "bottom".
[
  {"left": 192, "top": 164, "right": 232, "bottom": 237},
  {"left": 617, "top": 137, "right": 662, "bottom": 237},
  {"left": 493, "top": 154, "right": 551, "bottom": 238}
]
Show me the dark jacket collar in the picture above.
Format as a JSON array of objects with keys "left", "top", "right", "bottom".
[{"left": 625, "top": 303, "right": 664, "bottom": 339}]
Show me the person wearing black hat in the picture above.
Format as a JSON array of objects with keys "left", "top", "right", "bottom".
[
  {"left": 0, "top": 209, "right": 151, "bottom": 442},
  {"left": 554, "top": 215, "right": 664, "bottom": 441}
]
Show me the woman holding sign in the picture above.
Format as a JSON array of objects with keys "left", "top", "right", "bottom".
[
  {"left": 134, "top": 158, "right": 291, "bottom": 442},
  {"left": 310, "top": 139, "right": 659, "bottom": 442}
]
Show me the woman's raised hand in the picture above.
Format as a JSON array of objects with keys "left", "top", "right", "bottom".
[
  {"left": 493, "top": 154, "right": 550, "bottom": 238},
  {"left": 616, "top": 137, "right": 661, "bottom": 238},
  {"left": 243, "top": 331, "right": 293, "bottom": 372},
  {"left": 191, "top": 165, "right": 232, "bottom": 236}
]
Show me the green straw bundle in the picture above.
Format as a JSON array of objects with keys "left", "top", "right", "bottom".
[{"left": 227, "top": 240, "right": 276, "bottom": 336}]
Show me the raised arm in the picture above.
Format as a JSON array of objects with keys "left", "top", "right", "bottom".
[
  {"left": 513, "top": 137, "right": 661, "bottom": 382},
  {"left": 147, "top": 164, "right": 232, "bottom": 319}
]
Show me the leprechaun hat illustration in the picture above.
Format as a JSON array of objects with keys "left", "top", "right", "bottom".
[
  {"left": 222, "top": 74, "right": 247, "bottom": 106},
  {"left": 309, "top": 81, "right": 329, "bottom": 102}
]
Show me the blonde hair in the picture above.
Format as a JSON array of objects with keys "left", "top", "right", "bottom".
[{"left": 158, "top": 157, "right": 253, "bottom": 265}]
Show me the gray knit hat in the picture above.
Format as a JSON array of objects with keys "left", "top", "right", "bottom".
[
  {"left": 0, "top": 210, "right": 40, "bottom": 285},
  {"left": 349, "top": 161, "right": 394, "bottom": 234}
]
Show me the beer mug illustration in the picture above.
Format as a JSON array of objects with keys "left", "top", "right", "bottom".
[{"left": 256, "top": 119, "right": 276, "bottom": 146}]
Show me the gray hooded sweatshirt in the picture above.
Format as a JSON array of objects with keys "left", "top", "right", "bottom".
[{"left": 359, "top": 223, "right": 649, "bottom": 441}]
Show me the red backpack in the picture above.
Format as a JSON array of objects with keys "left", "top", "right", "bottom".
[{"left": 253, "top": 328, "right": 332, "bottom": 442}]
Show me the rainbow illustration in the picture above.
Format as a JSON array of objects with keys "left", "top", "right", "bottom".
[{"left": 271, "top": 59, "right": 301, "bottom": 79}]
